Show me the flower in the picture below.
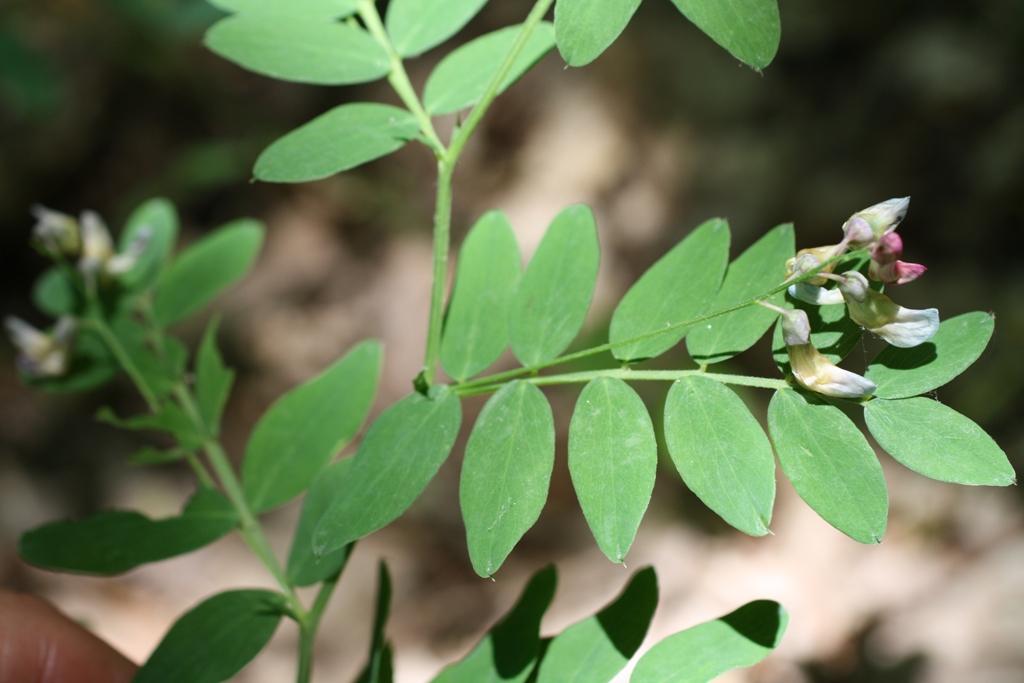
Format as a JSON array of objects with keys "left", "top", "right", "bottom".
[
  {"left": 842, "top": 197, "right": 910, "bottom": 243},
  {"left": 868, "top": 233, "right": 927, "bottom": 285},
  {"left": 836, "top": 271, "right": 938, "bottom": 347},
  {"left": 77, "top": 211, "right": 151, "bottom": 289},
  {"left": 786, "top": 253, "right": 845, "bottom": 305},
  {"left": 777, "top": 307, "right": 877, "bottom": 398},
  {"left": 31, "top": 205, "right": 81, "bottom": 256},
  {"left": 4, "top": 316, "right": 76, "bottom": 378}
]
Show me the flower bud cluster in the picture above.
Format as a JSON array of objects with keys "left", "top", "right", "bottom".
[{"left": 773, "top": 197, "right": 939, "bottom": 399}]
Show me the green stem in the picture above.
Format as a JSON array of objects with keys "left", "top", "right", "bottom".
[
  {"left": 455, "top": 369, "right": 789, "bottom": 397},
  {"left": 421, "top": 160, "right": 454, "bottom": 385},
  {"left": 296, "top": 563, "right": 346, "bottom": 683},
  {"left": 457, "top": 248, "right": 866, "bottom": 391},
  {"left": 358, "top": 0, "right": 446, "bottom": 157},
  {"left": 84, "top": 316, "right": 161, "bottom": 413}
]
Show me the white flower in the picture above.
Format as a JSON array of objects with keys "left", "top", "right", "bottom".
[
  {"left": 842, "top": 197, "right": 910, "bottom": 242},
  {"left": 4, "top": 316, "right": 76, "bottom": 378},
  {"left": 836, "top": 271, "right": 939, "bottom": 348},
  {"left": 31, "top": 205, "right": 81, "bottom": 256},
  {"left": 778, "top": 308, "right": 877, "bottom": 399},
  {"left": 77, "top": 211, "right": 151, "bottom": 288}
]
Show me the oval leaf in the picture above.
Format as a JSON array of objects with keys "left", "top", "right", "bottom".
[
  {"left": 461, "top": 380, "right": 554, "bottom": 577},
  {"left": 568, "top": 377, "right": 656, "bottom": 563},
  {"left": 204, "top": 15, "right": 389, "bottom": 85},
  {"left": 865, "top": 397, "right": 1014, "bottom": 486},
  {"left": 255, "top": 103, "right": 419, "bottom": 183},
  {"left": 208, "top": 0, "right": 360, "bottom": 17},
  {"left": 537, "top": 567, "right": 657, "bottom": 683},
  {"left": 687, "top": 223, "right": 794, "bottom": 364},
  {"left": 767, "top": 389, "right": 887, "bottom": 544},
  {"left": 287, "top": 459, "right": 354, "bottom": 586},
  {"left": 865, "top": 311, "right": 995, "bottom": 399},
  {"left": 423, "top": 22, "right": 556, "bottom": 115},
  {"left": 243, "top": 340, "right": 382, "bottom": 512},
  {"left": 313, "top": 387, "right": 462, "bottom": 555},
  {"left": 119, "top": 197, "right": 179, "bottom": 291},
  {"left": 668, "top": 0, "right": 781, "bottom": 70},
  {"left": 32, "top": 266, "right": 80, "bottom": 316},
  {"left": 631, "top": 600, "right": 788, "bottom": 683},
  {"left": 20, "top": 488, "right": 237, "bottom": 575},
  {"left": 664, "top": 376, "right": 775, "bottom": 536},
  {"left": 554, "top": 0, "right": 641, "bottom": 67},
  {"left": 431, "top": 565, "right": 557, "bottom": 683},
  {"left": 611, "top": 218, "right": 730, "bottom": 362},
  {"left": 441, "top": 210, "right": 522, "bottom": 381},
  {"left": 509, "top": 205, "right": 600, "bottom": 367},
  {"left": 153, "top": 219, "right": 264, "bottom": 327},
  {"left": 386, "top": 0, "right": 489, "bottom": 57},
  {"left": 134, "top": 589, "right": 287, "bottom": 683}
]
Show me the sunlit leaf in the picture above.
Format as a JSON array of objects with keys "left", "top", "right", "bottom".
[
  {"left": 313, "top": 387, "right": 462, "bottom": 555},
  {"left": 554, "top": 0, "right": 641, "bottom": 67},
  {"left": 134, "top": 589, "right": 287, "bottom": 683},
  {"left": 20, "top": 488, "right": 237, "bottom": 575},
  {"left": 767, "top": 389, "right": 887, "bottom": 544},
  {"left": 441, "top": 211, "right": 521, "bottom": 381},
  {"left": 153, "top": 219, "right": 264, "bottom": 327},
  {"left": 687, "top": 223, "right": 794, "bottom": 364},
  {"left": 462, "top": 381, "right": 554, "bottom": 577},
  {"left": 568, "top": 377, "right": 656, "bottom": 563},
  {"left": 386, "top": 0, "right": 489, "bottom": 57},
  {"left": 205, "top": 15, "right": 389, "bottom": 85},
  {"left": 866, "top": 397, "right": 1015, "bottom": 486},
  {"left": 536, "top": 567, "right": 657, "bottom": 683},
  {"left": 509, "top": 205, "right": 599, "bottom": 366},
  {"left": 431, "top": 566, "right": 557, "bottom": 683},
  {"left": 631, "top": 600, "right": 787, "bottom": 683},
  {"left": 243, "top": 340, "right": 382, "bottom": 513},
  {"left": 611, "top": 218, "right": 729, "bottom": 362},
  {"left": 423, "top": 23, "right": 556, "bottom": 115},
  {"left": 664, "top": 376, "right": 774, "bottom": 536},
  {"left": 254, "top": 103, "right": 420, "bottom": 183},
  {"left": 668, "top": 0, "right": 781, "bottom": 70},
  {"left": 865, "top": 311, "right": 995, "bottom": 399}
]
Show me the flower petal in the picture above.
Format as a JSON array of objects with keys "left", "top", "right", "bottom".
[
  {"left": 788, "top": 282, "right": 846, "bottom": 306},
  {"left": 787, "top": 343, "right": 877, "bottom": 398},
  {"left": 870, "top": 306, "right": 939, "bottom": 348}
]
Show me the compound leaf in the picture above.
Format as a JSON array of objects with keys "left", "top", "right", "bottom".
[
  {"left": 568, "top": 377, "right": 656, "bottom": 563},
  {"left": 461, "top": 380, "right": 554, "bottom": 577}
]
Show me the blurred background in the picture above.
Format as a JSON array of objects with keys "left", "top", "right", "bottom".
[{"left": 2, "top": 0, "right": 1023, "bottom": 681}]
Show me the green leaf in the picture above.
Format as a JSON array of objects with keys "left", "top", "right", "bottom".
[
  {"left": 134, "top": 589, "right": 287, "bottom": 683},
  {"left": 767, "top": 389, "right": 887, "bottom": 544},
  {"left": 96, "top": 404, "right": 204, "bottom": 452},
  {"left": 129, "top": 446, "right": 186, "bottom": 466},
  {"left": 668, "top": 0, "right": 781, "bottom": 70},
  {"left": 461, "top": 381, "right": 554, "bottom": 577},
  {"left": 313, "top": 387, "right": 462, "bottom": 555},
  {"left": 610, "top": 218, "right": 730, "bottom": 362},
  {"left": 25, "top": 327, "right": 118, "bottom": 394},
  {"left": 208, "top": 0, "right": 360, "bottom": 18},
  {"left": 243, "top": 340, "right": 381, "bottom": 513},
  {"left": 423, "top": 22, "right": 556, "bottom": 115},
  {"left": 195, "top": 317, "right": 235, "bottom": 436},
  {"left": 536, "top": 567, "right": 657, "bottom": 683},
  {"left": 865, "top": 397, "right": 1015, "bottom": 486},
  {"left": 204, "top": 15, "right": 389, "bottom": 85},
  {"left": 386, "top": 0, "right": 490, "bottom": 57},
  {"left": 110, "top": 316, "right": 188, "bottom": 399},
  {"left": 553, "top": 0, "right": 642, "bottom": 67},
  {"left": 442, "top": 211, "right": 522, "bottom": 381},
  {"left": 355, "top": 561, "right": 394, "bottom": 683},
  {"left": 19, "top": 488, "right": 237, "bottom": 575},
  {"left": 631, "top": 600, "right": 787, "bottom": 683},
  {"left": 865, "top": 311, "right": 995, "bottom": 399},
  {"left": 509, "top": 205, "right": 600, "bottom": 366},
  {"left": 286, "top": 460, "right": 353, "bottom": 586},
  {"left": 687, "top": 223, "right": 794, "bottom": 364},
  {"left": 431, "top": 566, "right": 557, "bottom": 683},
  {"left": 32, "top": 266, "right": 80, "bottom": 316},
  {"left": 568, "top": 377, "right": 656, "bottom": 563},
  {"left": 119, "top": 198, "right": 179, "bottom": 291},
  {"left": 664, "top": 377, "right": 775, "bottom": 536},
  {"left": 254, "top": 103, "right": 420, "bottom": 183},
  {"left": 771, "top": 297, "right": 863, "bottom": 371},
  {"left": 153, "top": 219, "right": 264, "bottom": 327}
]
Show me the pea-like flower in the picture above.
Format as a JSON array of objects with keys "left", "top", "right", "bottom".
[
  {"left": 78, "top": 211, "right": 151, "bottom": 289},
  {"left": 868, "top": 233, "right": 927, "bottom": 285},
  {"left": 31, "top": 205, "right": 81, "bottom": 256},
  {"left": 4, "top": 316, "right": 76, "bottom": 378},
  {"left": 842, "top": 197, "right": 910, "bottom": 245},
  {"left": 786, "top": 253, "right": 845, "bottom": 305},
  {"left": 836, "top": 271, "right": 938, "bottom": 347},
  {"left": 776, "top": 306, "right": 877, "bottom": 399}
]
